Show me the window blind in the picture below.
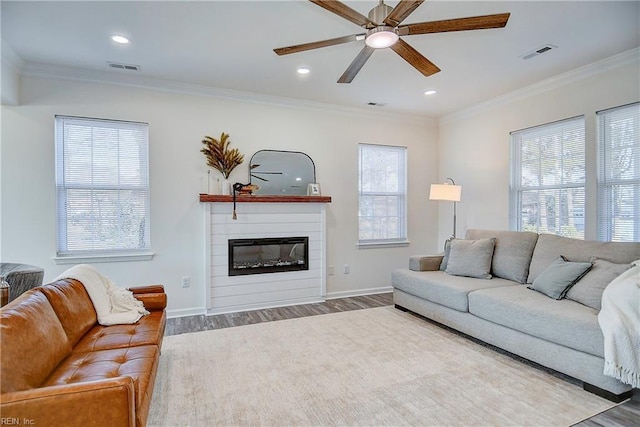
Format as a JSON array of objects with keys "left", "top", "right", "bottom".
[
  {"left": 358, "top": 143, "right": 407, "bottom": 244},
  {"left": 510, "top": 116, "right": 586, "bottom": 238},
  {"left": 55, "top": 116, "right": 150, "bottom": 256},
  {"left": 597, "top": 102, "right": 640, "bottom": 242}
]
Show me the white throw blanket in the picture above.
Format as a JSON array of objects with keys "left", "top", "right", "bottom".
[
  {"left": 55, "top": 264, "right": 149, "bottom": 326},
  {"left": 598, "top": 260, "right": 640, "bottom": 388}
]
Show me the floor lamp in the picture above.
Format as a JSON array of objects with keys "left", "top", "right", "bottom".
[{"left": 429, "top": 178, "right": 462, "bottom": 243}]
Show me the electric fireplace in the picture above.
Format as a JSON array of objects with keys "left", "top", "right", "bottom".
[{"left": 228, "top": 236, "right": 309, "bottom": 276}]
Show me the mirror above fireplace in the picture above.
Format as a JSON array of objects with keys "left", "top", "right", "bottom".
[{"left": 249, "top": 150, "right": 316, "bottom": 195}]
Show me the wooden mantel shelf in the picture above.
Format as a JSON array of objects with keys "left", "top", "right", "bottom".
[{"left": 199, "top": 194, "right": 332, "bottom": 203}]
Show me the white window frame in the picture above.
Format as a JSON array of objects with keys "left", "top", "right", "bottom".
[
  {"left": 510, "top": 116, "right": 586, "bottom": 238},
  {"left": 358, "top": 143, "right": 408, "bottom": 248},
  {"left": 597, "top": 102, "right": 640, "bottom": 242},
  {"left": 54, "top": 115, "right": 152, "bottom": 263}
]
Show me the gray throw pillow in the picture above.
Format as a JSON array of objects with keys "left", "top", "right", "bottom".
[
  {"left": 439, "top": 239, "right": 452, "bottom": 271},
  {"left": 465, "top": 229, "right": 538, "bottom": 284},
  {"left": 566, "top": 258, "right": 632, "bottom": 310},
  {"left": 528, "top": 256, "right": 592, "bottom": 300},
  {"left": 445, "top": 238, "right": 496, "bottom": 280}
]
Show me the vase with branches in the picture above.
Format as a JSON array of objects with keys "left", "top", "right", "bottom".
[{"left": 201, "top": 132, "right": 244, "bottom": 179}]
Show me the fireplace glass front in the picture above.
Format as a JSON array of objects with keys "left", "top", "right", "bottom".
[{"left": 228, "top": 237, "right": 309, "bottom": 276}]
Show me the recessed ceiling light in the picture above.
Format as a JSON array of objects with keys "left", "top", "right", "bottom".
[
  {"left": 111, "top": 34, "right": 131, "bottom": 44},
  {"left": 424, "top": 90, "right": 437, "bottom": 96},
  {"left": 297, "top": 67, "right": 310, "bottom": 75}
]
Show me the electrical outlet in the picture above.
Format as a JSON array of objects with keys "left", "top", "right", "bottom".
[
  {"left": 181, "top": 276, "right": 190, "bottom": 288},
  {"left": 328, "top": 266, "right": 335, "bottom": 276},
  {"left": 343, "top": 264, "right": 350, "bottom": 274}
]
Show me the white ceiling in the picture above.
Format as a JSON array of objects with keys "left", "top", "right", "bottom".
[{"left": 2, "top": 1, "right": 639, "bottom": 118}]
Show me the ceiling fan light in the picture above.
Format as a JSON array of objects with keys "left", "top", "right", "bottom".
[
  {"left": 110, "top": 34, "right": 131, "bottom": 44},
  {"left": 365, "top": 26, "right": 399, "bottom": 49}
]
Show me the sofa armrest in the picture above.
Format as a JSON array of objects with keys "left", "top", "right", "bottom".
[
  {"left": 134, "top": 292, "right": 167, "bottom": 311},
  {"left": 1, "top": 377, "right": 136, "bottom": 427},
  {"left": 129, "top": 284, "right": 164, "bottom": 294},
  {"left": 409, "top": 255, "right": 444, "bottom": 271},
  {"left": 128, "top": 284, "right": 166, "bottom": 310}
]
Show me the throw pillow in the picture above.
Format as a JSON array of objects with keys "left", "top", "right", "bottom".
[
  {"left": 465, "top": 229, "right": 538, "bottom": 284},
  {"left": 528, "top": 256, "right": 592, "bottom": 300},
  {"left": 445, "top": 238, "right": 496, "bottom": 280},
  {"left": 566, "top": 258, "right": 632, "bottom": 310},
  {"left": 439, "top": 239, "right": 452, "bottom": 271}
]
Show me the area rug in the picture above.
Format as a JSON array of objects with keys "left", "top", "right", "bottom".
[{"left": 148, "top": 307, "right": 616, "bottom": 426}]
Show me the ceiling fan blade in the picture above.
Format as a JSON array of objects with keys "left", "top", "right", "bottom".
[
  {"left": 274, "top": 34, "right": 363, "bottom": 56},
  {"left": 384, "top": 0, "right": 425, "bottom": 27},
  {"left": 309, "top": 0, "right": 373, "bottom": 28},
  {"left": 398, "top": 13, "right": 510, "bottom": 36},
  {"left": 338, "top": 46, "right": 375, "bottom": 83},
  {"left": 390, "top": 38, "right": 440, "bottom": 77}
]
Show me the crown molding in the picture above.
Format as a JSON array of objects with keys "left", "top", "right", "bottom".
[
  {"left": 440, "top": 47, "right": 640, "bottom": 126},
  {"left": 19, "top": 62, "right": 435, "bottom": 126},
  {"left": 1, "top": 40, "right": 25, "bottom": 72}
]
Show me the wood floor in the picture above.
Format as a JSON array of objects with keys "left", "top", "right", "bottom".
[
  {"left": 165, "top": 293, "right": 393, "bottom": 335},
  {"left": 165, "top": 293, "right": 639, "bottom": 426}
]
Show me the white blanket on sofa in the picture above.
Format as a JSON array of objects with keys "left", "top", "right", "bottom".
[
  {"left": 55, "top": 264, "right": 149, "bottom": 326},
  {"left": 598, "top": 261, "right": 640, "bottom": 388}
]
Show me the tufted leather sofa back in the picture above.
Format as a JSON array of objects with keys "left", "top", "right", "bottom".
[
  {"left": 0, "top": 290, "right": 72, "bottom": 393},
  {"left": 39, "top": 279, "right": 97, "bottom": 347}
]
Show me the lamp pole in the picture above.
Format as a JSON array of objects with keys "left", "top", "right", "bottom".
[{"left": 446, "top": 177, "right": 457, "bottom": 240}]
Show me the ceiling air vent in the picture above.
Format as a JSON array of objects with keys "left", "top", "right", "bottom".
[
  {"left": 107, "top": 61, "right": 141, "bottom": 71},
  {"left": 521, "top": 44, "right": 557, "bottom": 60}
]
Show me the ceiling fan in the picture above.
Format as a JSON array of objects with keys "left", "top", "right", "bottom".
[{"left": 273, "top": 0, "right": 510, "bottom": 83}]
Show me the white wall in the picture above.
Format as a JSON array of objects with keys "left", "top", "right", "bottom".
[
  {"left": 5, "top": 51, "right": 636, "bottom": 316},
  {"left": 436, "top": 51, "right": 640, "bottom": 244},
  {"left": 0, "top": 75, "right": 439, "bottom": 316}
]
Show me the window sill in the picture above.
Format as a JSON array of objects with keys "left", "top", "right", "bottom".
[
  {"left": 54, "top": 252, "right": 154, "bottom": 265},
  {"left": 357, "top": 240, "right": 410, "bottom": 249}
]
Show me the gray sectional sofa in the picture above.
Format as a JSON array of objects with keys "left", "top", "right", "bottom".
[{"left": 392, "top": 229, "right": 640, "bottom": 402}]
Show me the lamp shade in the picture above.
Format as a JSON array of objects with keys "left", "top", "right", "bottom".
[{"left": 429, "top": 184, "right": 462, "bottom": 202}]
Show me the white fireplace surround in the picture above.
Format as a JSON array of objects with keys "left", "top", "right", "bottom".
[{"left": 204, "top": 201, "right": 327, "bottom": 315}]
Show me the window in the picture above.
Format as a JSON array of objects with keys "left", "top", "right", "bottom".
[
  {"left": 358, "top": 143, "right": 407, "bottom": 246},
  {"left": 510, "top": 116, "right": 585, "bottom": 238},
  {"left": 597, "top": 102, "right": 640, "bottom": 242},
  {"left": 55, "top": 116, "right": 151, "bottom": 260}
]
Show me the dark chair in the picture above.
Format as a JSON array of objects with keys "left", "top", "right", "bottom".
[{"left": 0, "top": 263, "right": 44, "bottom": 303}]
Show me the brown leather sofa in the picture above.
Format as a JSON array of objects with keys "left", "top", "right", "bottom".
[{"left": 0, "top": 278, "right": 167, "bottom": 427}]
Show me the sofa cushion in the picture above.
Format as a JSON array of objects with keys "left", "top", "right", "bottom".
[
  {"left": 43, "top": 345, "right": 159, "bottom": 414},
  {"left": 39, "top": 279, "right": 98, "bottom": 347},
  {"left": 528, "top": 234, "right": 640, "bottom": 284},
  {"left": 468, "top": 285, "right": 604, "bottom": 357},
  {"left": 0, "top": 290, "right": 72, "bottom": 393},
  {"left": 445, "top": 238, "right": 496, "bottom": 279},
  {"left": 566, "top": 258, "right": 632, "bottom": 310},
  {"left": 392, "top": 269, "right": 513, "bottom": 312},
  {"left": 465, "top": 229, "right": 539, "bottom": 284},
  {"left": 73, "top": 310, "right": 166, "bottom": 353},
  {"left": 528, "top": 256, "right": 592, "bottom": 299}
]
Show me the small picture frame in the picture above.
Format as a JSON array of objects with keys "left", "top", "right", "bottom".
[{"left": 307, "top": 183, "right": 321, "bottom": 196}]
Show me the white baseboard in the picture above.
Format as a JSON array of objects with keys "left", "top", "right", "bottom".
[{"left": 325, "top": 286, "right": 393, "bottom": 300}]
